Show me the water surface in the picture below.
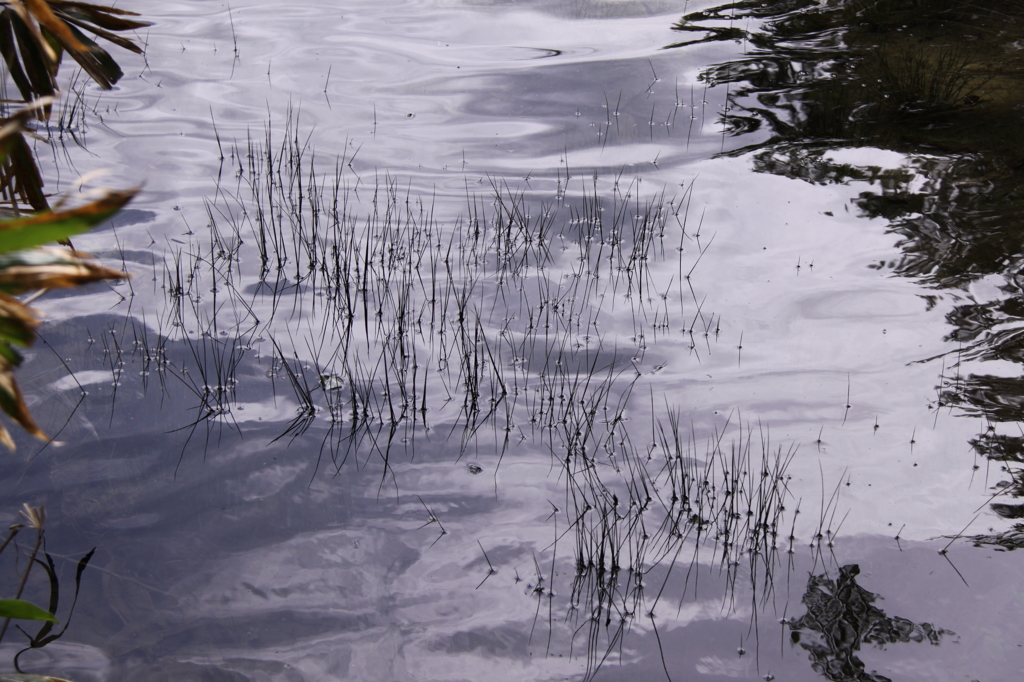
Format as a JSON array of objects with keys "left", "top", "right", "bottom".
[{"left": 3, "top": 0, "right": 1023, "bottom": 680}]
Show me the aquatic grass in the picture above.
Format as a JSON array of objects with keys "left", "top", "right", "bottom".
[
  {"left": 551, "top": 415, "right": 800, "bottom": 681},
  {"left": 96, "top": 116, "right": 732, "bottom": 460},
  {"left": 46, "top": 111, "right": 858, "bottom": 674},
  {"left": 49, "top": 69, "right": 90, "bottom": 144}
]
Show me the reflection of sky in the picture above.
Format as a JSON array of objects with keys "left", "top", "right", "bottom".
[
  {"left": 822, "top": 148, "right": 909, "bottom": 169},
  {"left": 64, "top": 0, "right": 739, "bottom": 202}
]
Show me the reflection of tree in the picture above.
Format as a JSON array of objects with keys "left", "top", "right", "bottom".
[
  {"left": 789, "top": 565, "right": 948, "bottom": 682},
  {"left": 668, "top": 0, "right": 1024, "bottom": 547},
  {"left": 963, "top": 430, "right": 1024, "bottom": 550},
  {"left": 668, "top": 0, "right": 1024, "bottom": 287}
]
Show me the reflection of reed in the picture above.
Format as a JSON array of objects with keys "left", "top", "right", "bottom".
[{"left": 565, "top": 416, "right": 798, "bottom": 681}]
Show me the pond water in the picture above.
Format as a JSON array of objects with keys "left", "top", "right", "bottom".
[{"left": 2, "top": 0, "right": 1024, "bottom": 680}]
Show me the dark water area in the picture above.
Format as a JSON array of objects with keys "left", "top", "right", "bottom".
[
  {"left": 2, "top": 0, "right": 1024, "bottom": 680},
  {"left": 674, "top": 0, "right": 1024, "bottom": 550}
]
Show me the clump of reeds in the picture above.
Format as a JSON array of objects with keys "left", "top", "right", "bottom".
[
  {"left": 51, "top": 112, "right": 830, "bottom": 675},
  {"left": 109, "top": 111, "right": 716, "bottom": 478},
  {"left": 555, "top": 413, "right": 800, "bottom": 679}
]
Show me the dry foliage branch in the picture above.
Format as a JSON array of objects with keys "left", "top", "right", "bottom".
[{"left": 0, "top": 0, "right": 151, "bottom": 447}]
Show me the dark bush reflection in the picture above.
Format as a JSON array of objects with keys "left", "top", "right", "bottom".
[
  {"left": 668, "top": 0, "right": 1024, "bottom": 548},
  {"left": 789, "top": 564, "right": 949, "bottom": 682}
]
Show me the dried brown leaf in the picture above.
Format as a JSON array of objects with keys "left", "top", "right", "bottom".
[
  {"left": 8, "top": 8, "right": 56, "bottom": 107},
  {"left": 55, "top": 10, "right": 140, "bottom": 54},
  {"left": 0, "top": 421, "right": 14, "bottom": 450},
  {"left": 0, "top": 291, "right": 40, "bottom": 344},
  {"left": 0, "top": 260, "right": 124, "bottom": 291},
  {"left": 0, "top": 11, "right": 35, "bottom": 103},
  {"left": 0, "top": 349, "right": 45, "bottom": 445},
  {"left": 52, "top": 1, "right": 150, "bottom": 31},
  {"left": 5, "top": 0, "right": 56, "bottom": 65},
  {"left": 22, "top": 0, "right": 85, "bottom": 52}
]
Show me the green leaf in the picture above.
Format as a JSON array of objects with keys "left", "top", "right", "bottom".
[
  {"left": 0, "top": 598, "right": 57, "bottom": 622},
  {"left": 0, "top": 189, "right": 136, "bottom": 254},
  {"left": 0, "top": 315, "right": 34, "bottom": 347},
  {"left": 0, "top": 216, "right": 95, "bottom": 253},
  {"left": 0, "top": 339, "right": 23, "bottom": 367}
]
